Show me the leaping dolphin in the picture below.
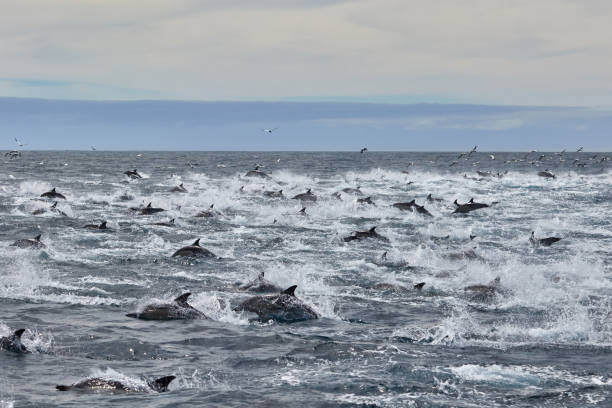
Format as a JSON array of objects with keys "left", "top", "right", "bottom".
[
  {"left": 57, "top": 375, "right": 176, "bottom": 393},
  {"left": 139, "top": 202, "right": 165, "bottom": 215},
  {"left": 292, "top": 189, "right": 317, "bottom": 202},
  {"left": 0, "top": 328, "right": 29, "bottom": 353},
  {"left": 529, "top": 231, "right": 562, "bottom": 247},
  {"left": 10, "top": 234, "right": 45, "bottom": 249},
  {"left": 32, "top": 201, "right": 67, "bottom": 216},
  {"left": 194, "top": 204, "right": 218, "bottom": 218},
  {"left": 356, "top": 196, "right": 375, "bottom": 205},
  {"left": 343, "top": 226, "right": 389, "bottom": 242},
  {"left": 341, "top": 186, "right": 363, "bottom": 195},
  {"left": 83, "top": 221, "right": 109, "bottom": 230},
  {"left": 392, "top": 200, "right": 432, "bottom": 216},
  {"left": 124, "top": 169, "right": 142, "bottom": 179},
  {"left": 233, "top": 285, "right": 319, "bottom": 323},
  {"left": 537, "top": 169, "right": 556, "bottom": 179},
  {"left": 170, "top": 183, "right": 188, "bottom": 193},
  {"left": 245, "top": 166, "right": 272, "bottom": 179},
  {"left": 172, "top": 238, "right": 216, "bottom": 258},
  {"left": 237, "top": 272, "right": 283, "bottom": 293},
  {"left": 41, "top": 188, "right": 66, "bottom": 200},
  {"left": 126, "top": 292, "right": 208, "bottom": 320},
  {"left": 452, "top": 198, "right": 490, "bottom": 214}
]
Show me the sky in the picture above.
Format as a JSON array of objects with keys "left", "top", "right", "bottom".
[{"left": 0, "top": 1, "right": 610, "bottom": 150}]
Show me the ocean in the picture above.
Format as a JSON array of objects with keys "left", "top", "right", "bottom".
[{"left": 0, "top": 151, "right": 610, "bottom": 407}]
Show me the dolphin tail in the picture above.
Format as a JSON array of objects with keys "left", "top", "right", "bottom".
[
  {"left": 174, "top": 292, "right": 191, "bottom": 304},
  {"left": 151, "top": 376, "right": 176, "bottom": 392},
  {"left": 56, "top": 385, "right": 71, "bottom": 391},
  {"left": 281, "top": 285, "right": 297, "bottom": 296}
]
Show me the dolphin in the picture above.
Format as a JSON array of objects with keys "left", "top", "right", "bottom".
[
  {"left": 153, "top": 218, "right": 175, "bottom": 227},
  {"left": 194, "top": 204, "right": 218, "bottom": 218},
  {"left": 331, "top": 192, "right": 342, "bottom": 200},
  {"left": 426, "top": 193, "right": 443, "bottom": 202},
  {"left": 452, "top": 198, "right": 490, "bottom": 214},
  {"left": 0, "top": 329, "right": 29, "bottom": 353},
  {"left": 41, "top": 188, "right": 66, "bottom": 200},
  {"left": 172, "top": 238, "right": 216, "bottom": 258},
  {"left": 238, "top": 272, "right": 283, "bottom": 293},
  {"left": 245, "top": 166, "right": 271, "bottom": 179},
  {"left": 464, "top": 277, "right": 506, "bottom": 301},
  {"left": 233, "top": 285, "right": 319, "bottom": 323},
  {"left": 341, "top": 187, "right": 363, "bottom": 195},
  {"left": 10, "top": 234, "right": 46, "bottom": 249},
  {"left": 292, "top": 189, "right": 317, "bottom": 202},
  {"left": 124, "top": 169, "right": 142, "bottom": 179},
  {"left": 370, "top": 282, "right": 425, "bottom": 292},
  {"left": 529, "top": 231, "right": 562, "bottom": 247},
  {"left": 57, "top": 375, "right": 175, "bottom": 393},
  {"left": 343, "top": 226, "right": 389, "bottom": 242},
  {"left": 356, "top": 196, "right": 375, "bottom": 205},
  {"left": 297, "top": 207, "right": 307, "bottom": 216},
  {"left": 263, "top": 190, "right": 283, "bottom": 198},
  {"left": 392, "top": 200, "right": 432, "bottom": 216},
  {"left": 476, "top": 170, "right": 492, "bottom": 177},
  {"left": 83, "top": 221, "right": 109, "bottom": 230},
  {"left": 32, "top": 201, "right": 67, "bottom": 216},
  {"left": 537, "top": 169, "right": 556, "bottom": 179},
  {"left": 170, "top": 183, "right": 188, "bottom": 193},
  {"left": 126, "top": 292, "right": 208, "bottom": 320},
  {"left": 139, "top": 202, "right": 165, "bottom": 215}
]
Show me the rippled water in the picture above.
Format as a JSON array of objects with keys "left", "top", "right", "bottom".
[{"left": 1, "top": 151, "right": 611, "bottom": 407}]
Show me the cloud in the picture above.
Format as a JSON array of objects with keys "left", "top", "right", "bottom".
[{"left": 0, "top": 1, "right": 611, "bottom": 105}]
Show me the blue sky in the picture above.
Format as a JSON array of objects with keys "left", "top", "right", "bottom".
[
  {"left": 1, "top": 98, "right": 610, "bottom": 151},
  {"left": 0, "top": 1, "right": 611, "bottom": 150}
]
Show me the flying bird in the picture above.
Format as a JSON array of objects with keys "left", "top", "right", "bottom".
[
  {"left": 91, "top": 146, "right": 96, "bottom": 151},
  {"left": 14, "top": 137, "right": 27, "bottom": 147},
  {"left": 489, "top": 154, "right": 495, "bottom": 160},
  {"left": 262, "top": 128, "right": 278, "bottom": 134},
  {"left": 360, "top": 147, "right": 368, "bottom": 154},
  {"left": 576, "top": 146, "right": 583, "bottom": 152}
]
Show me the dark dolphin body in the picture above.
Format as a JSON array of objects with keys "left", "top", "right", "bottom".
[
  {"left": 10, "top": 234, "right": 46, "bottom": 249},
  {"left": 343, "top": 226, "right": 389, "bottom": 242},
  {"left": 139, "top": 202, "right": 165, "bottom": 215},
  {"left": 170, "top": 183, "right": 188, "bottom": 193},
  {"left": 245, "top": 166, "right": 271, "bottom": 180},
  {"left": 126, "top": 293, "right": 207, "bottom": 320},
  {"left": 370, "top": 282, "right": 425, "bottom": 292},
  {"left": 57, "top": 375, "right": 175, "bottom": 393},
  {"left": 238, "top": 272, "right": 283, "bottom": 293},
  {"left": 40, "top": 188, "right": 66, "bottom": 200},
  {"left": 234, "top": 285, "right": 319, "bottom": 323},
  {"left": 32, "top": 202, "right": 67, "bottom": 216},
  {"left": 392, "top": 200, "right": 432, "bottom": 216},
  {"left": 292, "top": 189, "right": 317, "bottom": 202},
  {"left": 0, "top": 329, "right": 29, "bottom": 353},
  {"left": 537, "top": 170, "right": 556, "bottom": 179},
  {"left": 357, "top": 196, "right": 375, "bottom": 205},
  {"left": 124, "top": 169, "right": 142, "bottom": 179},
  {"left": 172, "top": 238, "right": 216, "bottom": 258},
  {"left": 154, "top": 218, "right": 175, "bottom": 227},
  {"left": 453, "top": 198, "right": 490, "bottom": 214},
  {"left": 194, "top": 204, "right": 218, "bottom": 218},
  {"left": 342, "top": 187, "right": 363, "bottom": 195},
  {"left": 263, "top": 190, "right": 283, "bottom": 198},
  {"left": 426, "top": 193, "right": 443, "bottom": 202},
  {"left": 529, "top": 232, "right": 562, "bottom": 247},
  {"left": 464, "top": 277, "right": 507, "bottom": 301},
  {"left": 83, "top": 221, "right": 109, "bottom": 230}
]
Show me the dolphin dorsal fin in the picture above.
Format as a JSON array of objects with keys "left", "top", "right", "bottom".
[
  {"left": 453, "top": 199, "right": 459, "bottom": 206},
  {"left": 174, "top": 292, "right": 191, "bottom": 304},
  {"left": 307, "top": 188, "right": 311, "bottom": 193},
  {"left": 14, "top": 328, "right": 25, "bottom": 338},
  {"left": 51, "top": 188, "right": 56, "bottom": 192},
  {"left": 51, "top": 202, "right": 58, "bottom": 208},
  {"left": 279, "top": 190, "right": 282, "bottom": 194},
  {"left": 427, "top": 194, "right": 431, "bottom": 199},
  {"left": 369, "top": 226, "right": 376, "bottom": 232},
  {"left": 299, "top": 207, "right": 306, "bottom": 213},
  {"left": 192, "top": 238, "right": 200, "bottom": 246},
  {"left": 258, "top": 271, "right": 265, "bottom": 279},
  {"left": 409, "top": 199, "right": 415, "bottom": 204},
  {"left": 209, "top": 204, "right": 214, "bottom": 209},
  {"left": 151, "top": 376, "right": 176, "bottom": 392},
  {"left": 169, "top": 219, "right": 175, "bottom": 224},
  {"left": 34, "top": 234, "right": 41, "bottom": 241},
  {"left": 282, "top": 285, "right": 297, "bottom": 296},
  {"left": 469, "top": 198, "right": 474, "bottom": 203},
  {"left": 99, "top": 221, "right": 107, "bottom": 229},
  {"left": 146, "top": 202, "right": 152, "bottom": 208},
  {"left": 180, "top": 183, "right": 183, "bottom": 187}
]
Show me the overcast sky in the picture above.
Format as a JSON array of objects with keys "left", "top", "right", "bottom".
[{"left": 1, "top": 0, "right": 612, "bottom": 106}]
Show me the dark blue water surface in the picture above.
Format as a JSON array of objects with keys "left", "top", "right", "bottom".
[{"left": 1, "top": 151, "right": 611, "bottom": 407}]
